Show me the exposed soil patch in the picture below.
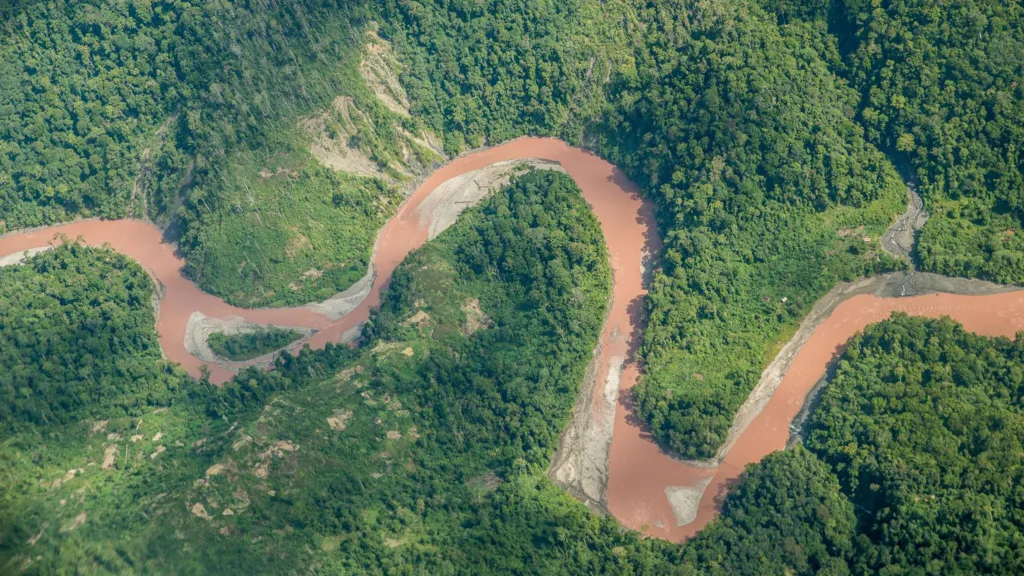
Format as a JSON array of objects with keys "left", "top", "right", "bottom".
[
  {"left": 302, "top": 96, "right": 384, "bottom": 179},
  {"left": 284, "top": 229, "right": 312, "bottom": 260},
  {"left": 402, "top": 310, "right": 431, "bottom": 329},
  {"left": 299, "top": 30, "right": 442, "bottom": 194},
  {"left": 466, "top": 471, "right": 502, "bottom": 495},
  {"left": 360, "top": 29, "right": 411, "bottom": 117},
  {"left": 205, "top": 464, "right": 228, "bottom": 478},
  {"left": 51, "top": 469, "right": 83, "bottom": 489},
  {"left": 399, "top": 127, "right": 445, "bottom": 159},
  {"left": 327, "top": 410, "right": 353, "bottom": 431},
  {"left": 190, "top": 503, "right": 213, "bottom": 520},
  {"left": 460, "top": 298, "right": 491, "bottom": 335},
  {"left": 259, "top": 440, "right": 298, "bottom": 460},
  {"left": 102, "top": 445, "right": 118, "bottom": 470},
  {"left": 60, "top": 512, "right": 87, "bottom": 533}
]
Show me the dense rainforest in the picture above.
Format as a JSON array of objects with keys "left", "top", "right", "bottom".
[
  {"left": 595, "top": 0, "right": 907, "bottom": 458},
  {"left": 4, "top": 174, "right": 1023, "bottom": 574},
  {"left": 805, "top": 314, "right": 1024, "bottom": 573},
  {"left": 2, "top": 0, "right": 1022, "bottom": 457},
  {"left": 759, "top": 0, "right": 1024, "bottom": 280},
  {"left": 836, "top": 0, "right": 1024, "bottom": 283},
  {"left": 0, "top": 243, "right": 189, "bottom": 430}
]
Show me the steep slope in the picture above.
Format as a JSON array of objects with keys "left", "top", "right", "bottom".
[
  {"left": 596, "top": 0, "right": 906, "bottom": 459},
  {"left": 0, "top": 1, "right": 441, "bottom": 307},
  {"left": 837, "top": 0, "right": 1024, "bottom": 283},
  {"left": 806, "top": 314, "right": 1024, "bottom": 573}
]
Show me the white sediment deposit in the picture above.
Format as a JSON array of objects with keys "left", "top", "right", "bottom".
[
  {"left": 665, "top": 477, "right": 714, "bottom": 527},
  {"left": 0, "top": 246, "right": 52, "bottom": 267},
  {"left": 183, "top": 312, "right": 318, "bottom": 372},
  {"left": 415, "top": 159, "right": 564, "bottom": 240}
]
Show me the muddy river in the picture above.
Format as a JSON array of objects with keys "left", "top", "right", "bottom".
[
  {"left": 1, "top": 137, "right": 1021, "bottom": 543},
  {"left": 609, "top": 287, "right": 1024, "bottom": 541}
]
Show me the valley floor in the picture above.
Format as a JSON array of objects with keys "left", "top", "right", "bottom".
[{"left": 1, "top": 138, "right": 1022, "bottom": 542}]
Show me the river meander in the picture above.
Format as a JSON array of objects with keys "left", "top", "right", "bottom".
[{"left": 2, "top": 137, "right": 1022, "bottom": 542}]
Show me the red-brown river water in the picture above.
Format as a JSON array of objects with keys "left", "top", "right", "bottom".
[
  {"left": 610, "top": 289, "right": 1024, "bottom": 541},
  {"left": 2, "top": 137, "right": 1021, "bottom": 543}
]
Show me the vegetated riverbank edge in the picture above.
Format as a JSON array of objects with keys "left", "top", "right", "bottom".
[
  {"left": 0, "top": 137, "right": 665, "bottom": 538},
  {"left": 0, "top": 143, "right": 566, "bottom": 378},
  {"left": 2, "top": 139, "right": 1022, "bottom": 545},
  {"left": 634, "top": 181, "right": 1024, "bottom": 542},
  {"left": 682, "top": 181, "right": 1009, "bottom": 468},
  {"left": 709, "top": 270, "right": 1021, "bottom": 468}
]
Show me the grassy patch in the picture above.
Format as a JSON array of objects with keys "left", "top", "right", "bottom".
[{"left": 182, "top": 143, "right": 401, "bottom": 308}]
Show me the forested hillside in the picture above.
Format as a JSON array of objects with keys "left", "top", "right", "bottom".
[
  {"left": 679, "top": 447, "right": 856, "bottom": 574},
  {"left": 5, "top": 177, "right": 1022, "bottom": 574},
  {"left": 757, "top": 0, "right": 1024, "bottom": 282},
  {"left": 0, "top": 0, "right": 436, "bottom": 307},
  {"left": 1, "top": 0, "right": 367, "bottom": 228},
  {"left": 836, "top": 0, "right": 1024, "bottom": 283},
  {"left": 377, "top": 0, "right": 636, "bottom": 151},
  {"left": 596, "top": 0, "right": 906, "bottom": 458},
  {"left": 0, "top": 243, "right": 189, "bottom": 430},
  {"left": 806, "top": 314, "right": 1024, "bottom": 573}
]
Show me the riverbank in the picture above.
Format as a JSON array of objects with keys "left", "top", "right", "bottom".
[
  {"left": 3, "top": 139, "right": 1022, "bottom": 545},
  {"left": 610, "top": 179, "right": 1023, "bottom": 541}
]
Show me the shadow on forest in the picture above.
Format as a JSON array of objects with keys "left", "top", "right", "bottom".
[
  {"left": 0, "top": 0, "right": 46, "bottom": 21},
  {"left": 605, "top": 161, "right": 669, "bottom": 448}
]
